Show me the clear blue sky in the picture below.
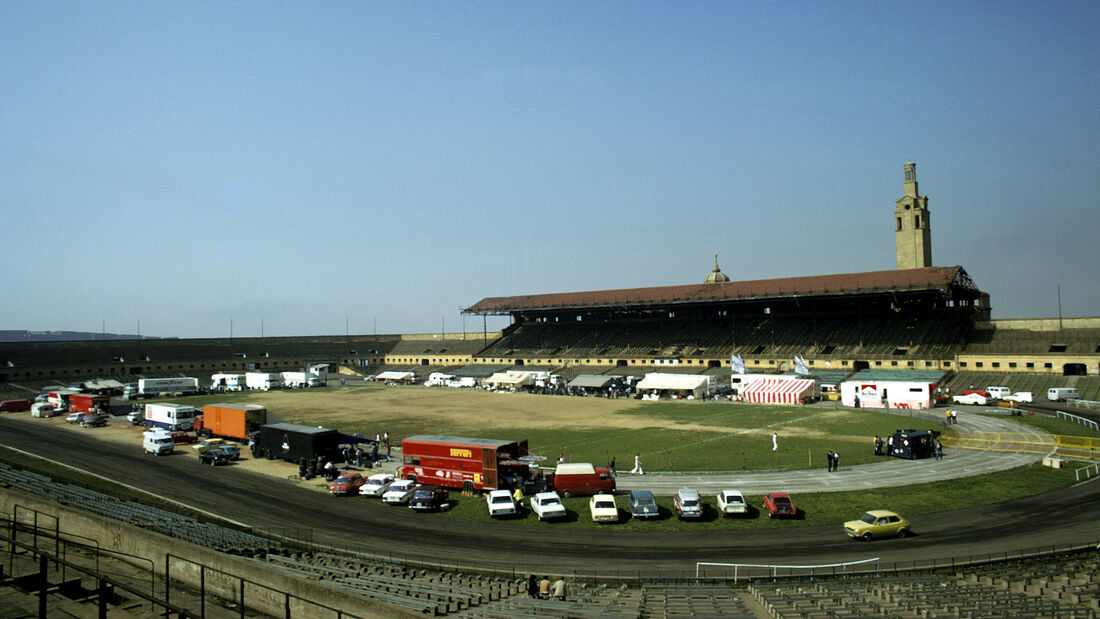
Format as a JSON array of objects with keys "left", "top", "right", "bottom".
[{"left": 2, "top": 2, "right": 1097, "bottom": 338}]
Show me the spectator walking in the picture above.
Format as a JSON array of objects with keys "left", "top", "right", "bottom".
[
  {"left": 631, "top": 453, "right": 644, "bottom": 475},
  {"left": 772, "top": 432, "right": 779, "bottom": 452},
  {"left": 608, "top": 456, "right": 616, "bottom": 476},
  {"left": 935, "top": 440, "right": 943, "bottom": 460}
]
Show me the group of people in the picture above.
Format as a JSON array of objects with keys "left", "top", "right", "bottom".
[
  {"left": 603, "top": 453, "right": 644, "bottom": 476},
  {"left": 527, "top": 575, "right": 566, "bottom": 600},
  {"left": 825, "top": 449, "right": 841, "bottom": 472},
  {"left": 944, "top": 409, "right": 959, "bottom": 424}
]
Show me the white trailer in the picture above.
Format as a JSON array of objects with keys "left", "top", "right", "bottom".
[
  {"left": 210, "top": 373, "right": 246, "bottom": 392},
  {"left": 426, "top": 373, "right": 454, "bottom": 387},
  {"left": 840, "top": 380, "right": 935, "bottom": 410},
  {"left": 143, "top": 403, "right": 198, "bottom": 431},
  {"left": 281, "top": 371, "right": 320, "bottom": 388},
  {"left": 137, "top": 377, "right": 200, "bottom": 399},
  {"left": 245, "top": 372, "right": 283, "bottom": 391}
]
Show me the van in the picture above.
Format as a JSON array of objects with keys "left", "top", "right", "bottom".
[
  {"left": 143, "top": 430, "right": 175, "bottom": 456},
  {"left": 0, "top": 399, "right": 32, "bottom": 412},
  {"left": 30, "top": 403, "right": 56, "bottom": 418},
  {"left": 986, "top": 386, "right": 1010, "bottom": 400},
  {"left": 1047, "top": 388, "right": 1081, "bottom": 402},
  {"left": 546, "top": 462, "right": 616, "bottom": 498}
]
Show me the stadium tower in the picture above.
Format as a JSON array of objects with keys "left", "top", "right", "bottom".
[{"left": 895, "top": 161, "right": 932, "bottom": 269}]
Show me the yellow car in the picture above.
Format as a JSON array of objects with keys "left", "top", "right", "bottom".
[
  {"left": 844, "top": 510, "right": 911, "bottom": 541},
  {"left": 192, "top": 438, "right": 240, "bottom": 459}
]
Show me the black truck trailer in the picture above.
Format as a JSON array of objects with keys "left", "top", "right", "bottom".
[{"left": 254, "top": 422, "right": 339, "bottom": 462}]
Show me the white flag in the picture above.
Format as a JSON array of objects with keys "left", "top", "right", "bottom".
[
  {"left": 731, "top": 354, "right": 746, "bottom": 374},
  {"left": 794, "top": 355, "right": 810, "bottom": 375}
]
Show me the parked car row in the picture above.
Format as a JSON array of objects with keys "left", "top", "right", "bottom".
[{"left": 320, "top": 468, "right": 912, "bottom": 540}]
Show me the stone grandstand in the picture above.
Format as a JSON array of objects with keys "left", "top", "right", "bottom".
[{"left": 2, "top": 265, "right": 1098, "bottom": 400}]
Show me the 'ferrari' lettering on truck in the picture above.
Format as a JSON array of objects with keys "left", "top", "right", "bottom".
[{"left": 450, "top": 448, "right": 473, "bottom": 458}]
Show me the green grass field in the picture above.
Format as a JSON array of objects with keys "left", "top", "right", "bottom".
[
  {"left": 149, "top": 389, "right": 943, "bottom": 472},
  {"left": 96, "top": 388, "right": 1085, "bottom": 532}
]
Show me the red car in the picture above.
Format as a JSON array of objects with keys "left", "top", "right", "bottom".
[
  {"left": 329, "top": 472, "right": 367, "bottom": 496},
  {"left": 170, "top": 431, "right": 198, "bottom": 444},
  {"left": 763, "top": 492, "right": 797, "bottom": 518}
]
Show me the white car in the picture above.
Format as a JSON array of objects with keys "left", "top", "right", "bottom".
[
  {"left": 530, "top": 491, "right": 567, "bottom": 521},
  {"left": 589, "top": 493, "right": 619, "bottom": 523},
  {"left": 486, "top": 489, "right": 518, "bottom": 518},
  {"left": 65, "top": 412, "right": 83, "bottom": 424},
  {"left": 716, "top": 489, "right": 748, "bottom": 516},
  {"left": 382, "top": 479, "right": 419, "bottom": 504},
  {"left": 952, "top": 393, "right": 989, "bottom": 406},
  {"left": 359, "top": 473, "right": 396, "bottom": 497},
  {"left": 1004, "top": 392, "right": 1034, "bottom": 403}
]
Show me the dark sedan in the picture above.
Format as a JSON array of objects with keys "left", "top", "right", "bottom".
[
  {"left": 627, "top": 490, "right": 659, "bottom": 519},
  {"left": 409, "top": 486, "right": 449, "bottom": 512},
  {"left": 198, "top": 448, "right": 231, "bottom": 466}
]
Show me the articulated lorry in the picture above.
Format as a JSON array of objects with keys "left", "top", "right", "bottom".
[
  {"left": 143, "top": 403, "right": 198, "bottom": 431},
  {"left": 195, "top": 404, "right": 267, "bottom": 440},
  {"left": 125, "top": 377, "right": 201, "bottom": 400}
]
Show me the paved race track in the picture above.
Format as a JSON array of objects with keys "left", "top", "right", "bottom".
[{"left": 2, "top": 416, "right": 1097, "bottom": 576}]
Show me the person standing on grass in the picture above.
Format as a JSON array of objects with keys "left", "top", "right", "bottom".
[
  {"left": 826, "top": 450, "right": 834, "bottom": 472},
  {"left": 833, "top": 449, "right": 840, "bottom": 471},
  {"left": 772, "top": 432, "right": 778, "bottom": 452}
]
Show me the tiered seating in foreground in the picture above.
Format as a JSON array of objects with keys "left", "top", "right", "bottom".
[
  {"left": 0, "top": 462, "right": 279, "bottom": 553},
  {"left": 259, "top": 551, "right": 524, "bottom": 616},
  {"left": 748, "top": 549, "right": 1100, "bottom": 618}
]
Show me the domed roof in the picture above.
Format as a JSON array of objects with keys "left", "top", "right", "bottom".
[{"left": 704, "top": 254, "right": 730, "bottom": 284}]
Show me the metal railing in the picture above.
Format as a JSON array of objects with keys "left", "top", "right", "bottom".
[
  {"left": 1056, "top": 410, "right": 1100, "bottom": 432},
  {"left": 696, "top": 557, "right": 881, "bottom": 580},
  {"left": 1075, "top": 462, "right": 1100, "bottom": 482}
]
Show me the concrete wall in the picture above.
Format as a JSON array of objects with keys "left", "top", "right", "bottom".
[{"left": 0, "top": 487, "right": 421, "bottom": 619}]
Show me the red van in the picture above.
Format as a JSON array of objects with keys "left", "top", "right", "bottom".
[
  {"left": 0, "top": 399, "right": 32, "bottom": 413},
  {"left": 546, "top": 463, "right": 616, "bottom": 498}
]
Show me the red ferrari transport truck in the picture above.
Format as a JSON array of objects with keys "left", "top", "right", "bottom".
[
  {"left": 67, "top": 393, "right": 111, "bottom": 415},
  {"left": 398, "top": 435, "right": 534, "bottom": 492}
]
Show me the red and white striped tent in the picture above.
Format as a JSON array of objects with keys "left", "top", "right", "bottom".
[{"left": 741, "top": 377, "right": 817, "bottom": 405}]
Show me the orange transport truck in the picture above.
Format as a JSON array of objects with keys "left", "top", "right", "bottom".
[
  {"left": 195, "top": 404, "right": 268, "bottom": 441},
  {"left": 398, "top": 435, "right": 534, "bottom": 492}
]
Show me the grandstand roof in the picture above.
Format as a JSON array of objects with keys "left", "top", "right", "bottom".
[{"left": 464, "top": 266, "right": 980, "bottom": 314}]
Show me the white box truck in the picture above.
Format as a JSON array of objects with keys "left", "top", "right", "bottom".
[
  {"left": 143, "top": 403, "right": 197, "bottom": 431},
  {"left": 143, "top": 430, "right": 174, "bottom": 455},
  {"left": 1047, "top": 387, "right": 1081, "bottom": 402}
]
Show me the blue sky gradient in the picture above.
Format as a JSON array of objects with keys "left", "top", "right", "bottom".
[{"left": 2, "top": 2, "right": 1097, "bottom": 338}]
